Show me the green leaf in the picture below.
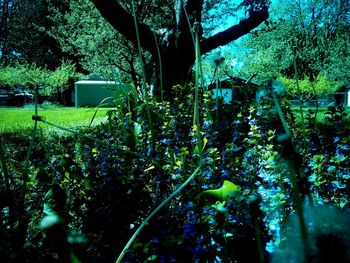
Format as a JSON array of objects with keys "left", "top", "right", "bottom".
[{"left": 203, "top": 180, "right": 240, "bottom": 201}]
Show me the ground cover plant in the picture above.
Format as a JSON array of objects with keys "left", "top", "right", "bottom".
[
  {"left": 1, "top": 0, "right": 350, "bottom": 262},
  {"left": 1, "top": 80, "right": 350, "bottom": 262}
]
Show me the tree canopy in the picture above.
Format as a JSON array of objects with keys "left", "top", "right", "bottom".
[{"left": 235, "top": 0, "right": 350, "bottom": 86}]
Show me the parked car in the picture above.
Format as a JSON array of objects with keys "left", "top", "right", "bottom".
[{"left": 0, "top": 89, "right": 33, "bottom": 106}]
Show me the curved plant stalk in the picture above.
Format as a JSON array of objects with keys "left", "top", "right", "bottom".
[
  {"left": 131, "top": 0, "right": 155, "bottom": 150},
  {"left": 183, "top": 4, "right": 211, "bottom": 127},
  {"left": 272, "top": 93, "right": 291, "bottom": 137},
  {"left": 89, "top": 96, "right": 114, "bottom": 128},
  {"left": 31, "top": 116, "right": 143, "bottom": 159},
  {"left": 115, "top": 164, "right": 202, "bottom": 263},
  {"left": 22, "top": 86, "right": 39, "bottom": 191},
  {"left": 182, "top": 5, "right": 195, "bottom": 47},
  {"left": 182, "top": 4, "right": 206, "bottom": 89}
]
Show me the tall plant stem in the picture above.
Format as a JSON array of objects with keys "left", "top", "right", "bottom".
[
  {"left": 154, "top": 34, "right": 163, "bottom": 103},
  {"left": 293, "top": 47, "right": 307, "bottom": 149},
  {"left": 0, "top": 138, "right": 11, "bottom": 198},
  {"left": 0, "top": 137, "right": 14, "bottom": 231},
  {"left": 273, "top": 92, "right": 310, "bottom": 261},
  {"left": 115, "top": 164, "right": 202, "bottom": 263},
  {"left": 311, "top": 83, "right": 319, "bottom": 126},
  {"left": 131, "top": 0, "right": 155, "bottom": 149},
  {"left": 193, "top": 22, "right": 203, "bottom": 156}
]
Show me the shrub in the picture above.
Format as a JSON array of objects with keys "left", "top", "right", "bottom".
[{"left": 279, "top": 74, "right": 342, "bottom": 96}]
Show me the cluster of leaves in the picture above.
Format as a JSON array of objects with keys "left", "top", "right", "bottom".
[{"left": 1, "top": 81, "right": 350, "bottom": 262}]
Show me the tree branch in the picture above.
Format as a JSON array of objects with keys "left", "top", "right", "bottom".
[
  {"left": 200, "top": 8, "right": 269, "bottom": 55},
  {"left": 90, "top": 0, "right": 157, "bottom": 55}
]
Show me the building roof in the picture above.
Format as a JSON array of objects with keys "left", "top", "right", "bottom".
[{"left": 75, "top": 80, "right": 119, "bottom": 85}]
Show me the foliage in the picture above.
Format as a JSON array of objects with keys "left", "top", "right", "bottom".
[
  {"left": 1, "top": 1, "right": 350, "bottom": 262},
  {"left": 279, "top": 74, "right": 342, "bottom": 96}
]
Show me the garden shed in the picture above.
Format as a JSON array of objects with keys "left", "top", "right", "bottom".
[
  {"left": 74, "top": 80, "right": 117, "bottom": 107},
  {"left": 208, "top": 76, "right": 260, "bottom": 104}
]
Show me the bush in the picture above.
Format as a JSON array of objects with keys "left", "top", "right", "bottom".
[{"left": 279, "top": 74, "right": 342, "bottom": 96}]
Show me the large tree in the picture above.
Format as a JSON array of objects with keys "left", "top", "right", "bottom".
[
  {"left": 89, "top": 0, "right": 269, "bottom": 95},
  {"left": 236, "top": 0, "right": 350, "bottom": 84}
]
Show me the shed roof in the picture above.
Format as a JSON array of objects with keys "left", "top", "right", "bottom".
[{"left": 75, "top": 80, "right": 119, "bottom": 85}]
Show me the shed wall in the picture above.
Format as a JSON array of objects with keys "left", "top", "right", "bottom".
[{"left": 75, "top": 82, "right": 116, "bottom": 107}]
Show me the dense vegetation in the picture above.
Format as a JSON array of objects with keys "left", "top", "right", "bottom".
[{"left": 1, "top": 0, "right": 350, "bottom": 263}]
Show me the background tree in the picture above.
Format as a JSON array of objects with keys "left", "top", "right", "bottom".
[
  {"left": 48, "top": 0, "right": 149, "bottom": 87},
  {"left": 236, "top": 0, "right": 350, "bottom": 85}
]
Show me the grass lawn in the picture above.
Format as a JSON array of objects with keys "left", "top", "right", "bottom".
[
  {"left": 0, "top": 106, "right": 110, "bottom": 134},
  {"left": 292, "top": 106, "right": 350, "bottom": 125}
]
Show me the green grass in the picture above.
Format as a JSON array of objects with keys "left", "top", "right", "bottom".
[
  {"left": 292, "top": 106, "right": 350, "bottom": 125},
  {"left": 0, "top": 107, "right": 109, "bottom": 134}
]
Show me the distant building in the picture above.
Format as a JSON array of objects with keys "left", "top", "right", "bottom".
[
  {"left": 207, "top": 76, "right": 260, "bottom": 104},
  {"left": 74, "top": 80, "right": 118, "bottom": 107}
]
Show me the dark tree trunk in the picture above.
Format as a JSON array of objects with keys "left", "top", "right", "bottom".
[{"left": 90, "top": 0, "right": 269, "bottom": 98}]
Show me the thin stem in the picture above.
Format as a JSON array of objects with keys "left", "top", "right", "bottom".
[
  {"left": 311, "top": 83, "right": 319, "bottom": 126},
  {"left": 154, "top": 34, "right": 163, "bottom": 102},
  {"left": 38, "top": 118, "right": 143, "bottom": 159},
  {"left": 182, "top": 5, "right": 195, "bottom": 47},
  {"left": 89, "top": 97, "right": 114, "bottom": 128},
  {"left": 193, "top": 22, "right": 203, "bottom": 156},
  {"left": 293, "top": 47, "right": 307, "bottom": 148},
  {"left": 0, "top": 138, "right": 11, "bottom": 196},
  {"left": 131, "top": 0, "right": 155, "bottom": 150},
  {"left": 115, "top": 164, "right": 202, "bottom": 263},
  {"left": 272, "top": 93, "right": 291, "bottom": 136}
]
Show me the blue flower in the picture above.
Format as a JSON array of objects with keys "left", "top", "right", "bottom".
[
  {"left": 183, "top": 223, "right": 197, "bottom": 239},
  {"left": 187, "top": 210, "right": 197, "bottom": 223}
]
